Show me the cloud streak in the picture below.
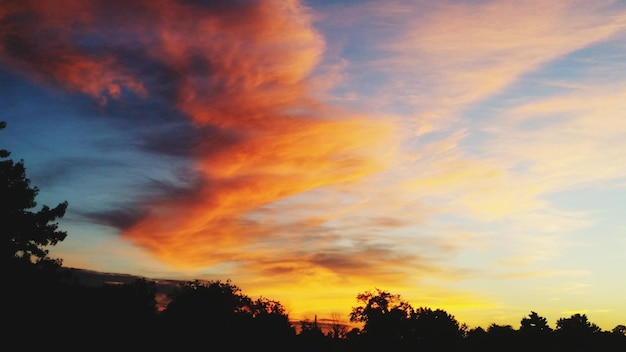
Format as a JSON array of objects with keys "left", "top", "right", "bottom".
[{"left": 320, "top": 0, "right": 626, "bottom": 132}]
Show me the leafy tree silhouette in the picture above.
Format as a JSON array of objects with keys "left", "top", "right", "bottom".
[
  {"left": 1, "top": 121, "right": 68, "bottom": 271},
  {"left": 406, "top": 307, "right": 465, "bottom": 349},
  {"left": 159, "top": 279, "right": 249, "bottom": 337},
  {"left": 604, "top": 324, "right": 626, "bottom": 350},
  {"left": 518, "top": 311, "right": 553, "bottom": 351},
  {"left": 554, "top": 313, "right": 601, "bottom": 351},
  {"left": 2, "top": 121, "right": 72, "bottom": 348},
  {"left": 159, "top": 279, "right": 295, "bottom": 350},
  {"left": 613, "top": 324, "right": 626, "bottom": 336},
  {"left": 520, "top": 311, "right": 552, "bottom": 334},
  {"left": 349, "top": 288, "right": 412, "bottom": 349},
  {"left": 466, "top": 326, "right": 489, "bottom": 350},
  {"left": 483, "top": 323, "right": 519, "bottom": 351},
  {"left": 555, "top": 313, "right": 601, "bottom": 335},
  {"left": 348, "top": 289, "right": 468, "bottom": 351},
  {"left": 243, "top": 296, "right": 296, "bottom": 347}
]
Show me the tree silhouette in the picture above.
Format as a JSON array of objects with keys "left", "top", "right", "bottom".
[
  {"left": 555, "top": 313, "right": 601, "bottom": 335},
  {"left": 520, "top": 311, "right": 552, "bottom": 334},
  {"left": 613, "top": 324, "right": 626, "bottom": 336},
  {"left": 2, "top": 121, "right": 75, "bottom": 348},
  {"left": 244, "top": 296, "right": 296, "bottom": 346},
  {"left": 349, "top": 288, "right": 412, "bottom": 345},
  {"left": 406, "top": 307, "right": 465, "bottom": 348},
  {"left": 466, "top": 326, "right": 489, "bottom": 350},
  {"left": 160, "top": 279, "right": 249, "bottom": 328},
  {"left": 484, "top": 323, "right": 519, "bottom": 351},
  {"left": 554, "top": 313, "right": 601, "bottom": 351},
  {"left": 1, "top": 121, "right": 68, "bottom": 270},
  {"left": 518, "top": 311, "right": 553, "bottom": 350},
  {"left": 159, "top": 279, "right": 295, "bottom": 350}
]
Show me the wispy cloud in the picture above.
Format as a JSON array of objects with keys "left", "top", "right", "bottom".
[
  {"left": 320, "top": 0, "right": 626, "bottom": 131},
  {"left": 281, "top": 2, "right": 626, "bottom": 311}
]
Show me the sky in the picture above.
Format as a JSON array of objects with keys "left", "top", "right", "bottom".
[{"left": 1, "top": 0, "right": 626, "bottom": 330}]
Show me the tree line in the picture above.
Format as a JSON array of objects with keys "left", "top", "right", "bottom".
[{"left": 2, "top": 120, "right": 625, "bottom": 351}]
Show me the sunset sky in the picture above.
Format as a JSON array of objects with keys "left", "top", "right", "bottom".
[{"left": 2, "top": 0, "right": 626, "bottom": 330}]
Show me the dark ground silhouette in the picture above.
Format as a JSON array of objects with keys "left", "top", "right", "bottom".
[{"left": 5, "top": 268, "right": 626, "bottom": 351}]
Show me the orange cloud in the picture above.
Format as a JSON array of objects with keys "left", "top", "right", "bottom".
[
  {"left": 124, "top": 115, "right": 393, "bottom": 268},
  {"left": 0, "top": 0, "right": 146, "bottom": 103},
  {"left": 114, "top": 1, "right": 396, "bottom": 268},
  {"left": 0, "top": 0, "right": 396, "bottom": 268}
]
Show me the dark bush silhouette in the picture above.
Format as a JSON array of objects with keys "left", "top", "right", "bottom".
[
  {"left": 349, "top": 288, "right": 412, "bottom": 350},
  {"left": 348, "top": 289, "right": 466, "bottom": 351},
  {"left": 520, "top": 311, "right": 552, "bottom": 334},
  {"left": 406, "top": 307, "right": 465, "bottom": 349},
  {"left": 484, "top": 323, "right": 519, "bottom": 351},
  {"left": 158, "top": 279, "right": 295, "bottom": 350},
  {"left": 242, "top": 296, "right": 297, "bottom": 346},
  {"left": 613, "top": 324, "right": 626, "bottom": 335},
  {"left": 517, "top": 311, "right": 554, "bottom": 350},
  {"left": 553, "top": 313, "right": 602, "bottom": 351},
  {"left": 556, "top": 313, "right": 601, "bottom": 335},
  {"left": 466, "top": 326, "right": 489, "bottom": 350}
]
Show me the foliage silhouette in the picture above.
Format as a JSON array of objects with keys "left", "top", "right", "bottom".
[
  {"left": 406, "top": 307, "right": 465, "bottom": 349},
  {"left": 348, "top": 289, "right": 466, "bottom": 351},
  {"left": 350, "top": 288, "right": 412, "bottom": 343},
  {"left": 520, "top": 311, "right": 552, "bottom": 334},
  {"left": 466, "top": 326, "right": 489, "bottom": 350},
  {"left": 613, "top": 324, "right": 626, "bottom": 335},
  {"left": 517, "top": 311, "right": 554, "bottom": 350},
  {"left": 1, "top": 121, "right": 68, "bottom": 270},
  {"left": 349, "top": 288, "right": 412, "bottom": 350},
  {"left": 484, "top": 323, "right": 520, "bottom": 351},
  {"left": 158, "top": 279, "right": 295, "bottom": 350},
  {"left": 2, "top": 121, "right": 77, "bottom": 348},
  {"left": 556, "top": 313, "right": 601, "bottom": 335},
  {"left": 553, "top": 313, "right": 602, "bottom": 351}
]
